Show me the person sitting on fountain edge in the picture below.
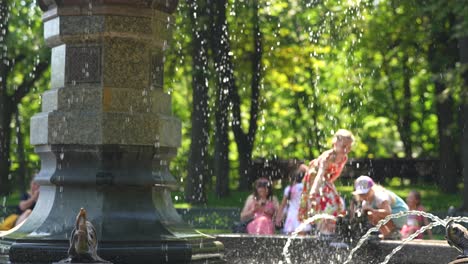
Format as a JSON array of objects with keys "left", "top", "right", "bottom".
[
  {"left": 353, "top": 175, "right": 409, "bottom": 240},
  {"left": 298, "top": 129, "right": 355, "bottom": 235},
  {"left": 240, "top": 177, "right": 279, "bottom": 235},
  {"left": 0, "top": 173, "right": 40, "bottom": 230},
  {"left": 15, "top": 174, "right": 40, "bottom": 227}
]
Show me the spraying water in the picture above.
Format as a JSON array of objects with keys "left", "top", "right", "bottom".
[
  {"left": 379, "top": 221, "right": 441, "bottom": 264},
  {"left": 281, "top": 213, "right": 337, "bottom": 264},
  {"left": 342, "top": 210, "right": 468, "bottom": 264},
  {"left": 379, "top": 214, "right": 468, "bottom": 264}
]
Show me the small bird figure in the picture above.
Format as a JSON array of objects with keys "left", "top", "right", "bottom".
[
  {"left": 70, "top": 208, "right": 96, "bottom": 259},
  {"left": 446, "top": 220, "right": 468, "bottom": 258},
  {"left": 59, "top": 208, "right": 110, "bottom": 263}
]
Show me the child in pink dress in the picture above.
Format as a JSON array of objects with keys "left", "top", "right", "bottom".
[
  {"left": 400, "top": 190, "right": 433, "bottom": 239},
  {"left": 240, "top": 178, "right": 279, "bottom": 235},
  {"left": 298, "top": 129, "right": 355, "bottom": 234}
]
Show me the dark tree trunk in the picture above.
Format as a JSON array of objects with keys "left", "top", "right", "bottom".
[
  {"left": 0, "top": 99, "right": 13, "bottom": 195},
  {"left": 236, "top": 138, "right": 254, "bottom": 190},
  {"left": 383, "top": 51, "right": 413, "bottom": 160},
  {"left": 401, "top": 56, "right": 415, "bottom": 185},
  {"left": 210, "top": 0, "right": 230, "bottom": 198},
  {"left": 207, "top": 0, "right": 262, "bottom": 191},
  {"left": 234, "top": 0, "right": 262, "bottom": 191},
  {"left": 459, "top": 36, "right": 468, "bottom": 210},
  {"left": 435, "top": 80, "right": 458, "bottom": 193},
  {"left": 308, "top": 67, "right": 321, "bottom": 157},
  {"left": 15, "top": 111, "right": 27, "bottom": 194},
  {"left": 428, "top": 15, "right": 459, "bottom": 193},
  {"left": 185, "top": 0, "right": 211, "bottom": 204},
  {"left": 401, "top": 55, "right": 413, "bottom": 159},
  {"left": 382, "top": 52, "right": 412, "bottom": 158},
  {"left": 0, "top": 1, "right": 12, "bottom": 195},
  {"left": 213, "top": 113, "right": 230, "bottom": 197}
]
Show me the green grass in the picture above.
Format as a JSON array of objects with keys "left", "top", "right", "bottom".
[
  {"left": 195, "top": 228, "right": 231, "bottom": 235},
  {"left": 5, "top": 178, "right": 460, "bottom": 213},
  {"left": 336, "top": 178, "right": 461, "bottom": 212},
  {"left": 1, "top": 192, "right": 21, "bottom": 208},
  {"left": 175, "top": 178, "right": 462, "bottom": 213},
  {"left": 176, "top": 179, "right": 459, "bottom": 238},
  {"left": 173, "top": 190, "right": 252, "bottom": 209}
]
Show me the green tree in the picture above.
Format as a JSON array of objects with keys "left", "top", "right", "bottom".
[
  {"left": 184, "top": 0, "right": 212, "bottom": 204},
  {"left": 164, "top": 0, "right": 467, "bottom": 198},
  {"left": 0, "top": 0, "right": 49, "bottom": 195},
  {"left": 426, "top": 0, "right": 462, "bottom": 193},
  {"left": 461, "top": 36, "right": 468, "bottom": 209},
  {"left": 210, "top": 0, "right": 231, "bottom": 197},
  {"left": 230, "top": 0, "right": 262, "bottom": 190},
  {"left": 452, "top": 1, "right": 468, "bottom": 209},
  {"left": 355, "top": 0, "right": 435, "bottom": 159}
]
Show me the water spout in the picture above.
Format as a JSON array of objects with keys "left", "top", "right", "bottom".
[
  {"left": 380, "top": 221, "right": 441, "bottom": 264},
  {"left": 344, "top": 210, "right": 445, "bottom": 264},
  {"left": 281, "top": 213, "right": 337, "bottom": 264}
]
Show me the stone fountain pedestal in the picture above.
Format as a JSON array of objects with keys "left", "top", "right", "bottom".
[{"left": 0, "top": 1, "right": 224, "bottom": 263}]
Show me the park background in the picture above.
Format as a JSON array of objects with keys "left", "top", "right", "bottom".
[{"left": 0, "top": 0, "right": 467, "bottom": 231}]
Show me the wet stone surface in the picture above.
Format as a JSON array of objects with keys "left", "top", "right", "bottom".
[{"left": 216, "top": 234, "right": 459, "bottom": 264}]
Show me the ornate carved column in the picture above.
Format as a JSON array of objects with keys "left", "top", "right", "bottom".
[{"left": 0, "top": 1, "right": 223, "bottom": 263}]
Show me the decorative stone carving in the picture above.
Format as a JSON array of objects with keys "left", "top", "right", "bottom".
[{"left": 66, "top": 45, "right": 101, "bottom": 84}]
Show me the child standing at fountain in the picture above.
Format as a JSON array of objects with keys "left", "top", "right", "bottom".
[
  {"left": 240, "top": 178, "right": 279, "bottom": 235},
  {"left": 276, "top": 164, "right": 311, "bottom": 234},
  {"left": 298, "top": 129, "right": 355, "bottom": 235},
  {"left": 353, "top": 175, "right": 409, "bottom": 239},
  {"left": 400, "top": 190, "right": 433, "bottom": 239}
]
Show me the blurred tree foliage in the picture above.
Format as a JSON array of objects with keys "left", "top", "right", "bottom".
[
  {"left": 165, "top": 0, "right": 467, "bottom": 198},
  {"left": 1, "top": 0, "right": 467, "bottom": 199},
  {"left": 0, "top": 0, "right": 49, "bottom": 195}
]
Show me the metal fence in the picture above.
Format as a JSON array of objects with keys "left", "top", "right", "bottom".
[{"left": 252, "top": 158, "right": 439, "bottom": 184}]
